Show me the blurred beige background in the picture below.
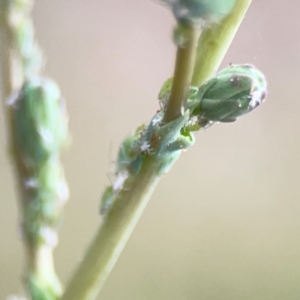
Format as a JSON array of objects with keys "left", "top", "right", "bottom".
[{"left": 1, "top": 1, "right": 300, "bottom": 299}]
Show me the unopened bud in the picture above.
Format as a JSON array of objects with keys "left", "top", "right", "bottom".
[
  {"left": 12, "top": 77, "right": 69, "bottom": 169},
  {"left": 162, "top": 0, "right": 236, "bottom": 25},
  {"left": 195, "top": 64, "right": 267, "bottom": 124}
]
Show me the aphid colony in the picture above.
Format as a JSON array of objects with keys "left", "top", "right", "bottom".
[
  {"left": 100, "top": 64, "right": 267, "bottom": 215},
  {"left": 100, "top": 112, "right": 194, "bottom": 215}
]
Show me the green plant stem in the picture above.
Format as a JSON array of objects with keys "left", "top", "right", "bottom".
[
  {"left": 163, "top": 25, "right": 199, "bottom": 123},
  {"left": 62, "top": 25, "right": 200, "bottom": 300},
  {"left": 61, "top": 2, "right": 252, "bottom": 299},
  {"left": 0, "top": 0, "right": 27, "bottom": 93},
  {"left": 61, "top": 156, "right": 163, "bottom": 300},
  {"left": 0, "top": 1, "right": 63, "bottom": 298},
  {"left": 191, "top": 0, "right": 252, "bottom": 87}
]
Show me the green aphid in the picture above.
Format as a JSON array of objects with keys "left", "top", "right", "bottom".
[
  {"left": 158, "top": 77, "right": 173, "bottom": 109},
  {"left": 116, "top": 124, "right": 146, "bottom": 175},
  {"left": 100, "top": 186, "right": 116, "bottom": 215},
  {"left": 194, "top": 64, "right": 267, "bottom": 124},
  {"left": 154, "top": 111, "right": 194, "bottom": 175},
  {"left": 158, "top": 77, "right": 198, "bottom": 110},
  {"left": 153, "top": 110, "right": 190, "bottom": 155},
  {"left": 12, "top": 77, "right": 69, "bottom": 169},
  {"left": 116, "top": 135, "right": 137, "bottom": 172},
  {"left": 128, "top": 155, "right": 143, "bottom": 175},
  {"left": 166, "top": 131, "right": 195, "bottom": 152}
]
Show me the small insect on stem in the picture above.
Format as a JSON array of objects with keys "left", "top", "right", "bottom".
[
  {"left": 149, "top": 134, "right": 161, "bottom": 152},
  {"left": 112, "top": 171, "right": 129, "bottom": 192}
]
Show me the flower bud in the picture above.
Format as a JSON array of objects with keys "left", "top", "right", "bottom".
[
  {"left": 195, "top": 64, "right": 267, "bottom": 124},
  {"left": 162, "top": 0, "right": 236, "bottom": 25},
  {"left": 12, "top": 77, "right": 69, "bottom": 169}
]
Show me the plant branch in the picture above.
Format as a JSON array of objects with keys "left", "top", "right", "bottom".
[
  {"left": 0, "top": 2, "right": 18, "bottom": 96},
  {"left": 0, "top": 1, "right": 65, "bottom": 299},
  {"left": 191, "top": 0, "right": 252, "bottom": 87},
  {"left": 61, "top": 156, "right": 163, "bottom": 300},
  {"left": 61, "top": 1, "right": 253, "bottom": 299},
  {"left": 163, "top": 25, "right": 199, "bottom": 123}
]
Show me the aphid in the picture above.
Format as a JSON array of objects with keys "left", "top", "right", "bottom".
[
  {"left": 101, "top": 171, "right": 129, "bottom": 215},
  {"left": 158, "top": 77, "right": 199, "bottom": 112},
  {"left": 116, "top": 135, "right": 137, "bottom": 172},
  {"left": 150, "top": 134, "right": 160, "bottom": 151},
  {"left": 158, "top": 77, "right": 173, "bottom": 110},
  {"left": 100, "top": 186, "right": 115, "bottom": 215},
  {"left": 112, "top": 171, "right": 128, "bottom": 192},
  {"left": 116, "top": 125, "right": 146, "bottom": 175}
]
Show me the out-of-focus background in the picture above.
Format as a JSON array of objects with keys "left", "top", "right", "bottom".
[{"left": 1, "top": 1, "right": 300, "bottom": 299}]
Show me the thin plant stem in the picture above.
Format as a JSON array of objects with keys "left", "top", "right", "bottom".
[
  {"left": 0, "top": 1, "right": 65, "bottom": 298},
  {"left": 163, "top": 25, "right": 199, "bottom": 123},
  {"left": 61, "top": 2, "right": 252, "bottom": 300},
  {"left": 61, "top": 156, "right": 162, "bottom": 300},
  {"left": 191, "top": 0, "right": 252, "bottom": 87},
  {"left": 0, "top": 21, "right": 14, "bottom": 96},
  {"left": 0, "top": 0, "right": 27, "bottom": 94}
]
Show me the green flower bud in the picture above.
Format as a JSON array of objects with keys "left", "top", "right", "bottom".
[
  {"left": 162, "top": 0, "right": 236, "bottom": 25},
  {"left": 12, "top": 77, "right": 69, "bottom": 169},
  {"left": 11, "top": 77, "right": 69, "bottom": 247},
  {"left": 194, "top": 64, "right": 267, "bottom": 125}
]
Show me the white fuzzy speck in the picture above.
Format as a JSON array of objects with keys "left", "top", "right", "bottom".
[
  {"left": 39, "top": 128, "right": 53, "bottom": 143},
  {"left": 140, "top": 141, "right": 151, "bottom": 152},
  {"left": 151, "top": 115, "right": 162, "bottom": 126},
  {"left": 6, "top": 91, "right": 20, "bottom": 108},
  {"left": 112, "top": 171, "right": 128, "bottom": 192},
  {"left": 24, "top": 178, "right": 38, "bottom": 189},
  {"left": 249, "top": 91, "right": 261, "bottom": 108},
  {"left": 40, "top": 227, "right": 58, "bottom": 248},
  {"left": 57, "top": 182, "right": 69, "bottom": 203}
]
